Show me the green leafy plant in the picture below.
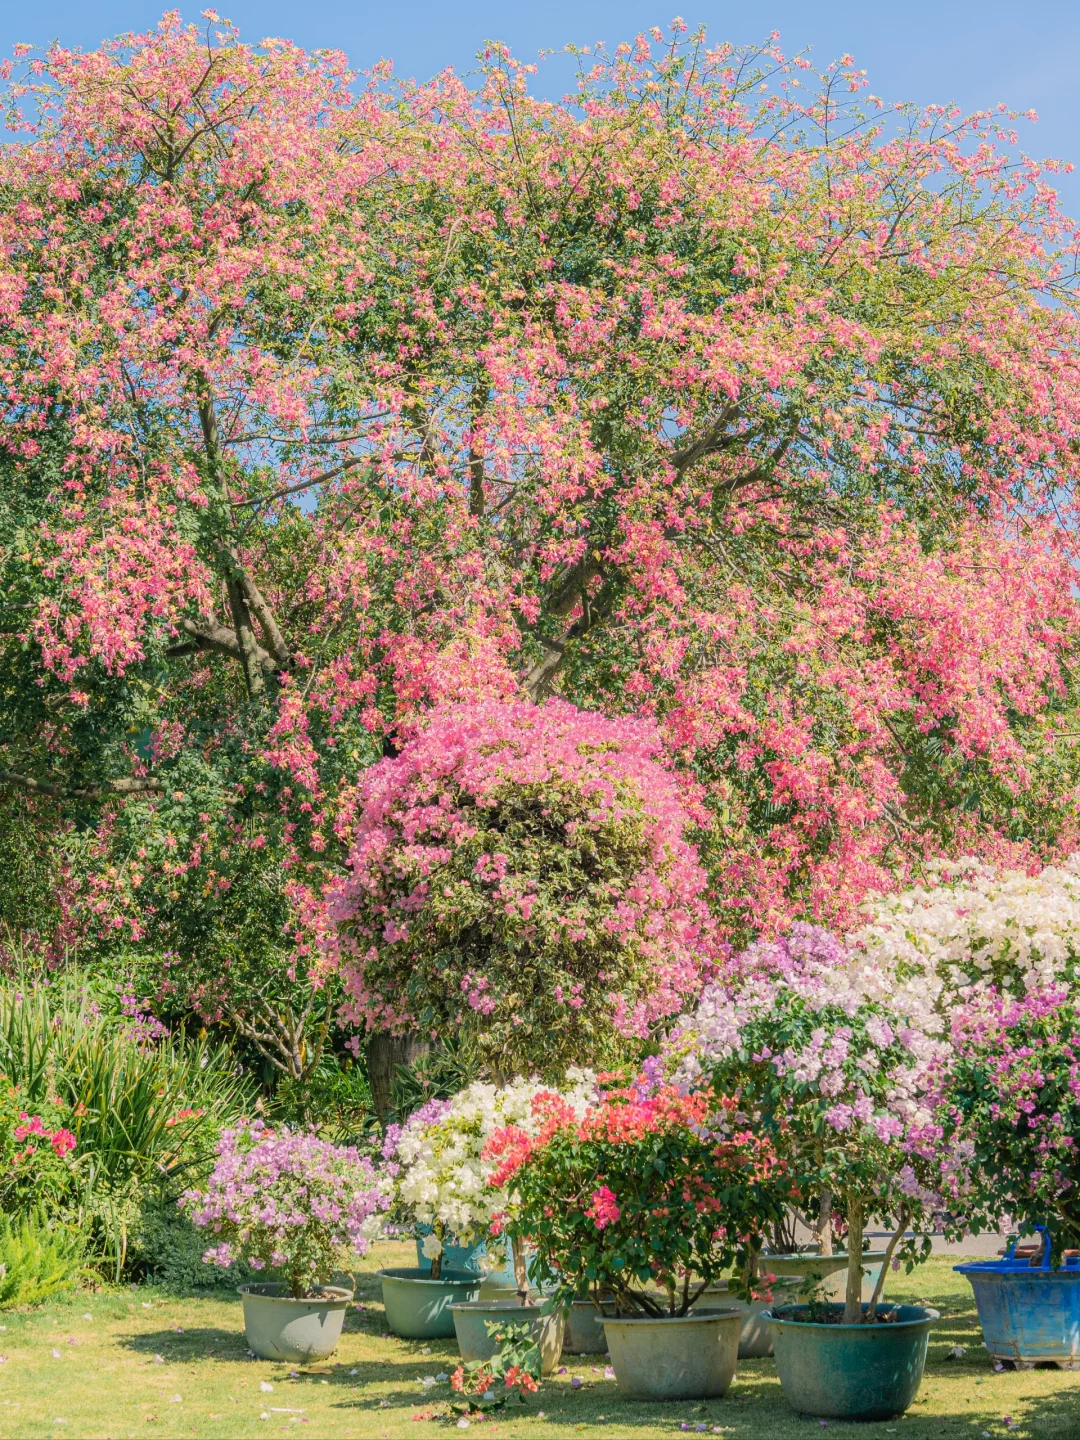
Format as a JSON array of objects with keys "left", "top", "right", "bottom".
[
  {"left": 0, "top": 1210, "right": 86, "bottom": 1308},
  {"left": 449, "top": 1319, "right": 542, "bottom": 1415},
  {"left": 488, "top": 1084, "right": 786, "bottom": 1316}
]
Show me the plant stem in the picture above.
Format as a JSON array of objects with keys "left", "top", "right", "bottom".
[
  {"left": 817, "top": 1187, "right": 834, "bottom": 1257},
  {"left": 512, "top": 1235, "right": 531, "bottom": 1303},
  {"left": 865, "top": 1207, "right": 910, "bottom": 1320},
  {"left": 842, "top": 1198, "right": 864, "bottom": 1324}
]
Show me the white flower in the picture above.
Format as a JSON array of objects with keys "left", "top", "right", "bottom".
[{"left": 420, "top": 1233, "right": 443, "bottom": 1261}]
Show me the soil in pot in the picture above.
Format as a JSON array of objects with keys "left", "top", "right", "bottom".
[
  {"left": 238, "top": 1283, "right": 353, "bottom": 1363},
  {"left": 378, "top": 1267, "right": 482, "bottom": 1340},
  {"left": 766, "top": 1302, "right": 939, "bottom": 1420},
  {"left": 602, "top": 1308, "right": 743, "bottom": 1401},
  {"left": 450, "top": 1298, "right": 566, "bottom": 1375}
]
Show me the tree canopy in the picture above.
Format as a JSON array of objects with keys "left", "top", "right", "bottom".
[{"left": 1, "top": 15, "right": 1080, "bottom": 1055}]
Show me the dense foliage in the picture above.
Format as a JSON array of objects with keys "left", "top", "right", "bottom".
[
  {"left": 486, "top": 1084, "right": 785, "bottom": 1316},
  {"left": 922, "top": 988, "right": 1080, "bottom": 1261},
  {"left": 671, "top": 925, "right": 945, "bottom": 1319},
  {"left": 1, "top": 18, "right": 1080, "bottom": 1080},
  {"left": 328, "top": 701, "right": 716, "bottom": 1073}
]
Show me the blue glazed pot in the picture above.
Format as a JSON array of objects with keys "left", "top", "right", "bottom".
[
  {"left": 413, "top": 1232, "right": 491, "bottom": 1276},
  {"left": 956, "top": 1256, "right": 1080, "bottom": 1367},
  {"left": 766, "top": 1303, "right": 939, "bottom": 1420}
]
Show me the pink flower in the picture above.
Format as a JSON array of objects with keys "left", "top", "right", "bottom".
[{"left": 586, "top": 1185, "right": 621, "bottom": 1230}]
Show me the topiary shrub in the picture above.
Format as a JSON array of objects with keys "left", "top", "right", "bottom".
[{"left": 327, "top": 700, "right": 718, "bottom": 1078}]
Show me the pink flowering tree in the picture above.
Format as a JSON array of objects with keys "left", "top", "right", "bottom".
[
  {"left": 326, "top": 700, "right": 718, "bottom": 1079},
  {"left": 2, "top": 17, "right": 1080, "bottom": 1067},
  {"left": 671, "top": 925, "right": 948, "bottom": 1322}
]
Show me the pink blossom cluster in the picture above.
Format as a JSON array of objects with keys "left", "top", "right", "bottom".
[
  {"left": 13, "top": 1113, "right": 76, "bottom": 1158},
  {"left": 182, "top": 1121, "right": 391, "bottom": 1296}
]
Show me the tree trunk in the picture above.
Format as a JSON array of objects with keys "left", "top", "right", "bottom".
[
  {"left": 366, "top": 1031, "right": 428, "bottom": 1124},
  {"left": 842, "top": 1199, "right": 865, "bottom": 1324},
  {"left": 512, "top": 1235, "right": 531, "bottom": 1304},
  {"left": 817, "top": 1187, "right": 834, "bottom": 1257}
]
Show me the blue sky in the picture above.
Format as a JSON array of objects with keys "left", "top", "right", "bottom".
[{"left": 5, "top": 0, "right": 1080, "bottom": 211}]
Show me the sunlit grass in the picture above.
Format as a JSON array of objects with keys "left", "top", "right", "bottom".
[{"left": 0, "top": 1245, "right": 1075, "bottom": 1438}]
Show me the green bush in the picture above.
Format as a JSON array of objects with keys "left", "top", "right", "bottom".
[
  {"left": 0, "top": 974, "right": 253, "bottom": 1276},
  {"left": 127, "top": 1198, "right": 252, "bottom": 1293},
  {"left": 0, "top": 1210, "right": 86, "bottom": 1308}
]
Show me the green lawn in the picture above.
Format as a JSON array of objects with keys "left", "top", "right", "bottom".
[{"left": 0, "top": 1243, "right": 1075, "bottom": 1438}]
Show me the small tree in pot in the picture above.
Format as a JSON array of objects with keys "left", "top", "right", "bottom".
[
  {"left": 484, "top": 1082, "right": 785, "bottom": 1401},
  {"left": 672, "top": 924, "right": 946, "bottom": 1323}
]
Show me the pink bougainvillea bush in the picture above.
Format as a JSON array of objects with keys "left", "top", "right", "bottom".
[
  {"left": 326, "top": 700, "right": 718, "bottom": 1076},
  {"left": 182, "top": 1122, "right": 391, "bottom": 1298}
]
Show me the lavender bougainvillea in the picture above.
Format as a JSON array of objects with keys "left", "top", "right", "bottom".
[
  {"left": 326, "top": 700, "right": 719, "bottom": 1077},
  {"left": 182, "top": 1123, "right": 391, "bottom": 1298}
]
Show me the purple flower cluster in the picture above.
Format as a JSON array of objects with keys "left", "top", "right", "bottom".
[{"left": 182, "top": 1122, "right": 391, "bottom": 1298}]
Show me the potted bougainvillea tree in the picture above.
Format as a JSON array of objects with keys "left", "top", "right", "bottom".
[
  {"left": 484, "top": 1082, "right": 786, "bottom": 1401},
  {"left": 327, "top": 698, "right": 718, "bottom": 1298},
  {"left": 922, "top": 988, "right": 1080, "bottom": 1367},
  {"left": 670, "top": 926, "right": 945, "bottom": 1421},
  {"left": 183, "top": 1123, "right": 391, "bottom": 1362}
]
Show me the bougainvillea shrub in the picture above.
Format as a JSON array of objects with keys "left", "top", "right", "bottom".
[
  {"left": 852, "top": 857, "right": 1080, "bottom": 1015},
  {"left": 918, "top": 988, "right": 1080, "bottom": 1261},
  {"left": 381, "top": 1072, "right": 598, "bottom": 1277},
  {"left": 671, "top": 925, "right": 947, "bottom": 1320},
  {"left": 484, "top": 1084, "right": 786, "bottom": 1316},
  {"left": 182, "top": 1123, "right": 391, "bottom": 1297},
  {"left": 327, "top": 701, "right": 717, "bottom": 1075}
]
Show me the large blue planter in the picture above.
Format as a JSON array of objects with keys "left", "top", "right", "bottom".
[
  {"left": 956, "top": 1256, "right": 1080, "bottom": 1367},
  {"left": 413, "top": 1232, "right": 492, "bottom": 1276}
]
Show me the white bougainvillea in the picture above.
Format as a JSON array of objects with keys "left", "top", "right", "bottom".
[
  {"left": 850, "top": 856, "right": 1080, "bottom": 1012},
  {"left": 382, "top": 1072, "right": 598, "bottom": 1257}
]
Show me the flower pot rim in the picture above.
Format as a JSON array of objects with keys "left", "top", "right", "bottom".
[
  {"left": 449, "top": 1298, "right": 546, "bottom": 1314},
  {"left": 766, "top": 1302, "right": 939, "bottom": 1332},
  {"left": 377, "top": 1267, "right": 482, "bottom": 1287},
  {"left": 237, "top": 1283, "right": 353, "bottom": 1305},
  {"left": 602, "top": 1307, "right": 745, "bottom": 1326},
  {"left": 762, "top": 1249, "right": 889, "bottom": 1261}
]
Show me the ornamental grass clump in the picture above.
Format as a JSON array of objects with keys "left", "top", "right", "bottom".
[
  {"left": 182, "top": 1122, "right": 391, "bottom": 1298},
  {"left": 484, "top": 1084, "right": 786, "bottom": 1317},
  {"left": 920, "top": 987, "right": 1080, "bottom": 1261},
  {"left": 327, "top": 700, "right": 718, "bottom": 1079},
  {"left": 383, "top": 1073, "right": 597, "bottom": 1286},
  {"left": 673, "top": 924, "right": 947, "bottom": 1322}
]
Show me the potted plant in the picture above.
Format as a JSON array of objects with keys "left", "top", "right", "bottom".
[
  {"left": 380, "top": 1075, "right": 596, "bottom": 1338},
  {"left": 182, "top": 1121, "right": 390, "bottom": 1362},
  {"left": 926, "top": 987, "right": 1080, "bottom": 1367},
  {"left": 671, "top": 924, "right": 943, "bottom": 1420},
  {"left": 485, "top": 1082, "right": 786, "bottom": 1401}
]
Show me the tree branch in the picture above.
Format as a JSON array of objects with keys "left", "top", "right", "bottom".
[{"left": 0, "top": 769, "right": 164, "bottom": 800}]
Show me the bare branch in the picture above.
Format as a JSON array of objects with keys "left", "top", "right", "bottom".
[{"left": 0, "top": 769, "right": 164, "bottom": 801}]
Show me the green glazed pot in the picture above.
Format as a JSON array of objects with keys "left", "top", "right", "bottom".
[
  {"left": 237, "top": 1283, "right": 353, "bottom": 1363},
  {"left": 450, "top": 1298, "right": 566, "bottom": 1375},
  {"left": 602, "top": 1308, "right": 743, "bottom": 1401},
  {"left": 379, "top": 1268, "right": 482, "bottom": 1340},
  {"left": 767, "top": 1303, "right": 939, "bottom": 1421}
]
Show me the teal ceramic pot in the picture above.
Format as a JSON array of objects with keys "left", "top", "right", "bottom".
[
  {"left": 602, "top": 1308, "right": 743, "bottom": 1401},
  {"left": 238, "top": 1283, "right": 352, "bottom": 1363},
  {"left": 379, "top": 1268, "right": 482, "bottom": 1340},
  {"left": 766, "top": 1303, "right": 939, "bottom": 1420},
  {"left": 450, "top": 1298, "right": 566, "bottom": 1375}
]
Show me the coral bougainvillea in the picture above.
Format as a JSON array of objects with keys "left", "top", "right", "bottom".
[{"left": 327, "top": 701, "right": 717, "bottom": 1074}]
